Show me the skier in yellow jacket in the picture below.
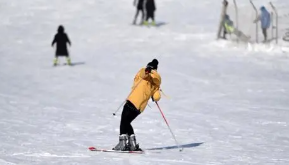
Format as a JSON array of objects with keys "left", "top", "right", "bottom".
[{"left": 113, "top": 59, "right": 161, "bottom": 151}]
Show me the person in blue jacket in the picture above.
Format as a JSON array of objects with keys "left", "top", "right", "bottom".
[{"left": 254, "top": 6, "right": 271, "bottom": 42}]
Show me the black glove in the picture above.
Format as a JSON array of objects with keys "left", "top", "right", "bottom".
[{"left": 145, "top": 66, "right": 153, "bottom": 74}]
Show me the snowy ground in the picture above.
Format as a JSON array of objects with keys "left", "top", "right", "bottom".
[{"left": 0, "top": 0, "right": 289, "bottom": 164}]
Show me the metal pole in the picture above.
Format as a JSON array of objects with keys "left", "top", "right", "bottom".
[
  {"left": 250, "top": 0, "right": 258, "bottom": 43},
  {"left": 271, "top": 12, "right": 274, "bottom": 40},
  {"left": 233, "top": 0, "right": 239, "bottom": 43},
  {"left": 217, "top": 0, "right": 228, "bottom": 39},
  {"left": 270, "top": 2, "right": 278, "bottom": 44}
]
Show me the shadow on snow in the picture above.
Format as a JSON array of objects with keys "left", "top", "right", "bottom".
[
  {"left": 70, "top": 62, "right": 85, "bottom": 66},
  {"left": 146, "top": 142, "right": 203, "bottom": 150},
  {"left": 55, "top": 62, "right": 85, "bottom": 67},
  {"left": 131, "top": 22, "right": 168, "bottom": 28},
  {"left": 154, "top": 22, "right": 167, "bottom": 27}
]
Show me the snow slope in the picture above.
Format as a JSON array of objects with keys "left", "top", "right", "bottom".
[{"left": 0, "top": 0, "right": 289, "bottom": 164}]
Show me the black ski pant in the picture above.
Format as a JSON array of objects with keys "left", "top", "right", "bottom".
[
  {"left": 223, "top": 28, "right": 228, "bottom": 39},
  {"left": 120, "top": 101, "right": 140, "bottom": 136},
  {"left": 134, "top": 9, "right": 145, "bottom": 23},
  {"left": 146, "top": 9, "right": 155, "bottom": 21},
  {"left": 262, "top": 28, "right": 267, "bottom": 41}
]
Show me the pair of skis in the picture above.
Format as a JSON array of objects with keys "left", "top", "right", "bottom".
[
  {"left": 54, "top": 63, "right": 72, "bottom": 67},
  {"left": 89, "top": 147, "right": 144, "bottom": 154}
]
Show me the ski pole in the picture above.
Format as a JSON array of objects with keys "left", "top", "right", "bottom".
[
  {"left": 113, "top": 80, "right": 143, "bottom": 116},
  {"left": 155, "top": 102, "right": 183, "bottom": 152},
  {"left": 147, "top": 103, "right": 152, "bottom": 109},
  {"left": 113, "top": 100, "right": 126, "bottom": 116},
  {"left": 160, "top": 89, "right": 171, "bottom": 99}
]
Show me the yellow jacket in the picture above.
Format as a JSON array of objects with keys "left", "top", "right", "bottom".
[{"left": 127, "top": 68, "right": 161, "bottom": 112}]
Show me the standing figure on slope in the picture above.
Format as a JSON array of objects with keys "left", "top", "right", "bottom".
[
  {"left": 221, "top": 0, "right": 229, "bottom": 39},
  {"left": 223, "top": 14, "right": 251, "bottom": 42},
  {"left": 113, "top": 59, "right": 161, "bottom": 151},
  {"left": 52, "top": 25, "right": 71, "bottom": 66},
  {"left": 222, "top": 14, "right": 233, "bottom": 39},
  {"left": 254, "top": 6, "right": 271, "bottom": 42},
  {"left": 143, "top": 0, "right": 156, "bottom": 26},
  {"left": 133, "top": 0, "right": 145, "bottom": 25}
]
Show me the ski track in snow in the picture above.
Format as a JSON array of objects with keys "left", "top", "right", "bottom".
[{"left": 1, "top": 0, "right": 289, "bottom": 164}]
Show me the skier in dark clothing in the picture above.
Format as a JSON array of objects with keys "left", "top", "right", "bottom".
[
  {"left": 144, "top": 0, "right": 156, "bottom": 26},
  {"left": 133, "top": 0, "right": 145, "bottom": 25},
  {"left": 52, "top": 25, "right": 71, "bottom": 66}
]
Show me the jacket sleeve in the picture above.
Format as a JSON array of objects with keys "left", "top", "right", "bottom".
[
  {"left": 151, "top": 71, "right": 161, "bottom": 101},
  {"left": 65, "top": 34, "right": 71, "bottom": 45},
  {"left": 139, "top": 68, "right": 149, "bottom": 79},
  {"left": 150, "top": 70, "right": 161, "bottom": 87},
  {"left": 152, "top": 89, "right": 161, "bottom": 102},
  {"left": 52, "top": 35, "right": 57, "bottom": 46},
  {"left": 260, "top": 11, "right": 270, "bottom": 28},
  {"left": 131, "top": 68, "right": 148, "bottom": 90},
  {"left": 260, "top": 12, "right": 266, "bottom": 23},
  {"left": 253, "top": 15, "right": 261, "bottom": 23}
]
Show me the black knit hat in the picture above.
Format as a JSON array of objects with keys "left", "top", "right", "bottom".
[{"left": 147, "top": 59, "right": 159, "bottom": 70}]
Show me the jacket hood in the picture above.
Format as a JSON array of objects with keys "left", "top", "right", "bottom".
[{"left": 58, "top": 25, "right": 65, "bottom": 33}]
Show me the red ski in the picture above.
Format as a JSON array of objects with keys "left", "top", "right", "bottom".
[{"left": 88, "top": 147, "right": 144, "bottom": 154}]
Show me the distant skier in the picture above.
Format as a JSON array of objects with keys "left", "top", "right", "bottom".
[
  {"left": 143, "top": 0, "right": 156, "bottom": 26},
  {"left": 222, "top": 14, "right": 233, "bottom": 39},
  {"left": 51, "top": 25, "right": 71, "bottom": 66},
  {"left": 254, "top": 6, "right": 271, "bottom": 42},
  {"left": 223, "top": 14, "right": 250, "bottom": 42},
  {"left": 113, "top": 59, "right": 161, "bottom": 151},
  {"left": 133, "top": 0, "right": 145, "bottom": 25}
]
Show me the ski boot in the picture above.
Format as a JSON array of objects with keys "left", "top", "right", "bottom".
[
  {"left": 113, "top": 134, "right": 130, "bottom": 151},
  {"left": 53, "top": 58, "right": 58, "bottom": 66},
  {"left": 151, "top": 21, "right": 156, "bottom": 26},
  {"left": 66, "top": 57, "right": 71, "bottom": 66},
  {"left": 143, "top": 21, "right": 149, "bottom": 26},
  {"left": 128, "top": 134, "right": 142, "bottom": 151},
  {"left": 139, "top": 19, "right": 145, "bottom": 25}
]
